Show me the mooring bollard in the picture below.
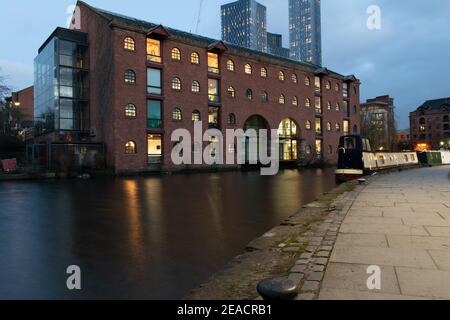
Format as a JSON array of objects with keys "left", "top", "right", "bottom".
[{"left": 256, "top": 277, "right": 298, "bottom": 300}]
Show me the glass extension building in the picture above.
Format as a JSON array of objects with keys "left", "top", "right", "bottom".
[
  {"left": 221, "top": 0, "right": 268, "bottom": 52},
  {"left": 289, "top": 0, "right": 322, "bottom": 65}
]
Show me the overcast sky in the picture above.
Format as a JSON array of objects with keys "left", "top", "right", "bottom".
[{"left": 1, "top": 0, "right": 449, "bottom": 128}]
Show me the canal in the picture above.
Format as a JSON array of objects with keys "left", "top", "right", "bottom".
[{"left": 0, "top": 168, "right": 336, "bottom": 299}]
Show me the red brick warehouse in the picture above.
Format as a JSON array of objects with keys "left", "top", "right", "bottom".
[{"left": 33, "top": 1, "right": 361, "bottom": 174}]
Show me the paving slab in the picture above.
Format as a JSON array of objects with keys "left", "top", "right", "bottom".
[
  {"left": 396, "top": 267, "right": 450, "bottom": 299},
  {"left": 340, "top": 223, "right": 428, "bottom": 236},
  {"left": 387, "top": 235, "right": 450, "bottom": 250}
]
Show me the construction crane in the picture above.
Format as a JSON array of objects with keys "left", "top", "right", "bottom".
[{"left": 194, "top": 0, "right": 205, "bottom": 34}]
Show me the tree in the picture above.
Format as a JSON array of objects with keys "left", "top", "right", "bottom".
[{"left": 0, "top": 68, "right": 12, "bottom": 135}]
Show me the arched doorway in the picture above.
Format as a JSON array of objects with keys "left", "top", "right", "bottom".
[
  {"left": 278, "top": 118, "right": 300, "bottom": 161},
  {"left": 243, "top": 115, "right": 270, "bottom": 164}
]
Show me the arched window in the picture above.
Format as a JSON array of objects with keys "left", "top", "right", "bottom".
[
  {"left": 336, "top": 103, "right": 340, "bottom": 111},
  {"left": 246, "top": 89, "right": 253, "bottom": 100},
  {"left": 261, "top": 91, "right": 268, "bottom": 103},
  {"left": 353, "top": 124, "right": 358, "bottom": 133},
  {"left": 244, "top": 63, "right": 252, "bottom": 75},
  {"left": 172, "top": 107, "right": 182, "bottom": 121},
  {"left": 228, "top": 113, "right": 236, "bottom": 125},
  {"left": 171, "top": 48, "right": 181, "bottom": 60},
  {"left": 191, "top": 52, "right": 199, "bottom": 64},
  {"left": 279, "top": 71, "right": 285, "bottom": 81},
  {"left": 419, "top": 117, "right": 426, "bottom": 124},
  {"left": 191, "top": 80, "right": 200, "bottom": 93},
  {"left": 192, "top": 110, "right": 201, "bottom": 122},
  {"left": 336, "top": 123, "right": 341, "bottom": 131},
  {"left": 326, "top": 81, "right": 331, "bottom": 90},
  {"left": 353, "top": 87, "right": 357, "bottom": 95},
  {"left": 124, "top": 37, "right": 135, "bottom": 51},
  {"left": 125, "top": 104, "right": 136, "bottom": 117},
  {"left": 327, "top": 101, "right": 332, "bottom": 110},
  {"left": 227, "top": 60, "right": 235, "bottom": 71},
  {"left": 305, "top": 76, "right": 311, "bottom": 86},
  {"left": 279, "top": 94, "right": 286, "bottom": 105},
  {"left": 125, "top": 141, "right": 136, "bottom": 154},
  {"left": 327, "top": 122, "right": 332, "bottom": 131},
  {"left": 292, "top": 96, "right": 298, "bottom": 106},
  {"left": 292, "top": 73, "right": 298, "bottom": 84},
  {"left": 328, "top": 145, "right": 333, "bottom": 154},
  {"left": 261, "top": 67, "right": 268, "bottom": 78},
  {"left": 305, "top": 98, "right": 311, "bottom": 108},
  {"left": 305, "top": 145, "right": 312, "bottom": 155},
  {"left": 306, "top": 120, "right": 312, "bottom": 130},
  {"left": 335, "top": 83, "right": 340, "bottom": 92},
  {"left": 227, "top": 86, "right": 236, "bottom": 98},
  {"left": 171, "top": 77, "right": 182, "bottom": 90},
  {"left": 124, "top": 69, "right": 136, "bottom": 84},
  {"left": 353, "top": 105, "right": 358, "bottom": 113}
]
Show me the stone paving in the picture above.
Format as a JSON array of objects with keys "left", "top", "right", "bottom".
[{"left": 315, "top": 166, "right": 450, "bottom": 300}]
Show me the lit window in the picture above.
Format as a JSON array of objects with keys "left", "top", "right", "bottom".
[
  {"left": 306, "top": 120, "right": 312, "bottom": 130},
  {"left": 335, "top": 83, "right": 340, "bottom": 92},
  {"left": 124, "top": 69, "right": 136, "bottom": 84},
  {"left": 327, "top": 122, "right": 332, "bottom": 131},
  {"left": 292, "top": 96, "right": 298, "bottom": 106},
  {"left": 326, "top": 81, "right": 331, "bottom": 90},
  {"left": 336, "top": 123, "right": 341, "bottom": 131},
  {"left": 192, "top": 110, "right": 201, "bottom": 122},
  {"left": 227, "top": 86, "right": 236, "bottom": 98},
  {"left": 172, "top": 77, "right": 182, "bottom": 91},
  {"left": 124, "top": 37, "right": 135, "bottom": 51},
  {"left": 315, "top": 77, "right": 321, "bottom": 92},
  {"left": 305, "top": 98, "right": 311, "bottom": 108},
  {"left": 208, "top": 79, "right": 220, "bottom": 103},
  {"left": 261, "top": 91, "right": 268, "bottom": 103},
  {"left": 228, "top": 113, "right": 236, "bottom": 125},
  {"left": 336, "top": 103, "right": 340, "bottom": 111},
  {"left": 146, "top": 38, "right": 161, "bottom": 63},
  {"left": 191, "top": 52, "right": 200, "bottom": 64},
  {"left": 125, "top": 141, "right": 136, "bottom": 154},
  {"left": 279, "top": 71, "right": 285, "bottom": 81},
  {"left": 171, "top": 48, "right": 181, "bottom": 60},
  {"left": 261, "top": 67, "right": 267, "bottom": 78},
  {"left": 315, "top": 97, "right": 322, "bottom": 114},
  {"left": 306, "top": 145, "right": 312, "bottom": 155},
  {"left": 279, "top": 94, "right": 285, "bottom": 105},
  {"left": 244, "top": 63, "right": 252, "bottom": 75},
  {"left": 305, "top": 76, "right": 310, "bottom": 86},
  {"left": 292, "top": 73, "right": 298, "bottom": 83},
  {"left": 246, "top": 89, "right": 253, "bottom": 100},
  {"left": 191, "top": 80, "right": 200, "bottom": 93},
  {"left": 172, "top": 108, "right": 182, "bottom": 121},
  {"left": 125, "top": 104, "right": 136, "bottom": 117},
  {"left": 327, "top": 101, "right": 331, "bottom": 110},
  {"left": 208, "top": 52, "right": 219, "bottom": 74},
  {"left": 227, "top": 59, "right": 235, "bottom": 71}
]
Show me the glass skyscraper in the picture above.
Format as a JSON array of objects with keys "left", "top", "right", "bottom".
[
  {"left": 221, "top": 0, "right": 267, "bottom": 52},
  {"left": 289, "top": 0, "right": 322, "bottom": 65}
]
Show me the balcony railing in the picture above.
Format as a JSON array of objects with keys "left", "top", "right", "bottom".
[
  {"left": 147, "top": 119, "right": 162, "bottom": 129},
  {"left": 146, "top": 54, "right": 162, "bottom": 63},
  {"left": 208, "top": 94, "right": 221, "bottom": 104},
  {"left": 148, "top": 155, "right": 162, "bottom": 164},
  {"left": 208, "top": 66, "right": 220, "bottom": 74}
]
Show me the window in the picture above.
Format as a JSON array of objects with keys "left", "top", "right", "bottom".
[
  {"left": 171, "top": 77, "right": 182, "bottom": 91},
  {"left": 343, "top": 83, "right": 348, "bottom": 97},
  {"left": 244, "top": 63, "right": 252, "bottom": 75},
  {"left": 124, "top": 69, "right": 136, "bottom": 84},
  {"left": 305, "top": 76, "right": 311, "bottom": 86},
  {"left": 261, "top": 67, "right": 267, "bottom": 78},
  {"left": 279, "top": 71, "right": 285, "bottom": 81},
  {"left": 147, "top": 68, "right": 162, "bottom": 95},
  {"left": 326, "top": 81, "right": 331, "bottom": 90},
  {"left": 279, "top": 94, "right": 286, "bottom": 105},
  {"left": 227, "top": 86, "right": 236, "bottom": 98},
  {"left": 147, "top": 100, "right": 162, "bottom": 128},
  {"left": 228, "top": 113, "right": 236, "bottom": 125},
  {"left": 316, "top": 118, "right": 322, "bottom": 134},
  {"left": 336, "top": 123, "right": 341, "bottom": 131},
  {"left": 125, "top": 141, "right": 136, "bottom": 154},
  {"left": 208, "top": 52, "right": 219, "bottom": 74},
  {"left": 148, "top": 134, "right": 162, "bottom": 164},
  {"left": 327, "top": 122, "right": 332, "bottom": 131},
  {"left": 146, "top": 38, "right": 161, "bottom": 63},
  {"left": 191, "top": 80, "right": 200, "bottom": 93},
  {"left": 353, "top": 105, "right": 358, "bottom": 114},
  {"left": 172, "top": 108, "right": 182, "bottom": 121},
  {"left": 261, "top": 91, "right": 268, "bottom": 103},
  {"left": 306, "top": 120, "right": 312, "bottom": 130},
  {"left": 292, "top": 73, "right": 298, "bottom": 84},
  {"left": 327, "top": 101, "right": 331, "bottom": 110},
  {"left": 306, "top": 145, "right": 312, "bottom": 155},
  {"left": 305, "top": 98, "right": 311, "bottom": 108},
  {"left": 208, "top": 79, "right": 220, "bottom": 103},
  {"left": 246, "top": 89, "right": 253, "bottom": 100},
  {"left": 316, "top": 140, "right": 322, "bottom": 158},
  {"left": 208, "top": 107, "right": 219, "bottom": 128},
  {"left": 293, "top": 96, "right": 298, "bottom": 106},
  {"left": 314, "top": 76, "right": 321, "bottom": 92},
  {"left": 227, "top": 59, "right": 235, "bottom": 71},
  {"left": 125, "top": 104, "right": 136, "bottom": 117},
  {"left": 171, "top": 48, "right": 181, "bottom": 60},
  {"left": 343, "top": 120, "right": 350, "bottom": 134},
  {"left": 124, "top": 37, "right": 135, "bottom": 51},
  {"left": 315, "top": 97, "right": 322, "bottom": 114},
  {"left": 444, "top": 115, "right": 450, "bottom": 123},
  {"left": 191, "top": 52, "right": 199, "bottom": 64},
  {"left": 353, "top": 87, "right": 357, "bottom": 95},
  {"left": 353, "top": 124, "right": 358, "bottom": 134},
  {"left": 192, "top": 110, "right": 201, "bottom": 122},
  {"left": 335, "top": 83, "right": 340, "bottom": 92},
  {"left": 336, "top": 103, "right": 340, "bottom": 111}
]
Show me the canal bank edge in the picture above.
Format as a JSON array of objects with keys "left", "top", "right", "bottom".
[{"left": 184, "top": 178, "right": 363, "bottom": 300}]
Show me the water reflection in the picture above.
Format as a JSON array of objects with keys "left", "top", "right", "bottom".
[{"left": 0, "top": 168, "right": 335, "bottom": 299}]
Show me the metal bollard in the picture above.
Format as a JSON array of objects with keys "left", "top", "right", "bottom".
[{"left": 256, "top": 277, "right": 298, "bottom": 300}]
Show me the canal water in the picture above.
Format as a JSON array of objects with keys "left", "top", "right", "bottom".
[{"left": 0, "top": 168, "right": 335, "bottom": 299}]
